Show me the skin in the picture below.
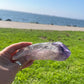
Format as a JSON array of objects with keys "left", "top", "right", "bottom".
[{"left": 0, "top": 42, "right": 34, "bottom": 84}]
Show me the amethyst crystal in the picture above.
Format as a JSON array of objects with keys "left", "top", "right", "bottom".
[
  {"left": 52, "top": 42, "right": 71, "bottom": 61},
  {"left": 12, "top": 42, "right": 71, "bottom": 61}
]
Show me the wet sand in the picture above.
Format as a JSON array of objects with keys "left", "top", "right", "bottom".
[{"left": 0, "top": 21, "right": 84, "bottom": 31}]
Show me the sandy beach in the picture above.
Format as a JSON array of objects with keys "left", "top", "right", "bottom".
[{"left": 0, "top": 21, "right": 84, "bottom": 31}]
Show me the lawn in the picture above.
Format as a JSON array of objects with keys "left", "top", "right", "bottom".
[{"left": 0, "top": 28, "right": 84, "bottom": 84}]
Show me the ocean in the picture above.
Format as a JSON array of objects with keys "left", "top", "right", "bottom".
[{"left": 0, "top": 10, "right": 84, "bottom": 27}]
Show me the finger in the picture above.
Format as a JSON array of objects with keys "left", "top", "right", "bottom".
[
  {"left": 11, "top": 50, "right": 18, "bottom": 62},
  {"left": 15, "top": 55, "right": 32, "bottom": 68},
  {"left": 11, "top": 50, "right": 17, "bottom": 56},
  {"left": 22, "top": 60, "right": 34, "bottom": 69},
  {"left": 2, "top": 42, "right": 32, "bottom": 55},
  {"left": 8, "top": 60, "right": 34, "bottom": 75},
  {"left": 8, "top": 57, "right": 34, "bottom": 72}
]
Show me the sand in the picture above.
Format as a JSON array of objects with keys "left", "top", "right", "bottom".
[{"left": 0, "top": 21, "right": 84, "bottom": 31}]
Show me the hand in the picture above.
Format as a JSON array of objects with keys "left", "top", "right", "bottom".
[{"left": 0, "top": 42, "right": 34, "bottom": 84}]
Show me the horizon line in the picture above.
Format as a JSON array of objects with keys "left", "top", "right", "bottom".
[{"left": 0, "top": 9, "right": 84, "bottom": 21}]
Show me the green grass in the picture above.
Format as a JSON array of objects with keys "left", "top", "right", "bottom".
[{"left": 0, "top": 28, "right": 84, "bottom": 84}]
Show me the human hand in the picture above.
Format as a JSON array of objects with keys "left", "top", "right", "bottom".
[{"left": 0, "top": 42, "right": 34, "bottom": 84}]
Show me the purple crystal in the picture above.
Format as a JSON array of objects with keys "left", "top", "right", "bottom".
[
  {"left": 52, "top": 42, "right": 71, "bottom": 58},
  {"left": 13, "top": 42, "right": 71, "bottom": 61}
]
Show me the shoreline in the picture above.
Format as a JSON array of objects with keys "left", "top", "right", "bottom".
[{"left": 0, "top": 21, "right": 84, "bottom": 31}]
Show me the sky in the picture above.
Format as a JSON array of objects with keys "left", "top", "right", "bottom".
[{"left": 0, "top": 0, "right": 84, "bottom": 20}]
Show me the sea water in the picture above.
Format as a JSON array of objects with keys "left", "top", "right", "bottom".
[{"left": 0, "top": 10, "right": 84, "bottom": 27}]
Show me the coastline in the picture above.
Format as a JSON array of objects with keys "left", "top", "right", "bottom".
[{"left": 0, "top": 21, "right": 84, "bottom": 31}]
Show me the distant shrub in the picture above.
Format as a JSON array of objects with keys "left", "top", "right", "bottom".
[
  {"left": 51, "top": 23, "right": 54, "bottom": 25},
  {"left": 6, "top": 19, "right": 12, "bottom": 21},
  {"left": 30, "top": 22, "right": 39, "bottom": 24},
  {"left": 67, "top": 24, "right": 77, "bottom": 27},
  {"left": 0, "top": 18, "right": 2, "bottom": 21},
  {"left": 67, "top": 25, "right": 71, "bottom": 26},
  {"left": 73, "top": 25, "right": 77, "bottom": 27},
  {"left": 35, "top": 22, "right": 39, "bottom": 24}
]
